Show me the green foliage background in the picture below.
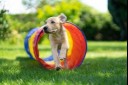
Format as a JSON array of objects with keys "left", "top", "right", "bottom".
[
  {"left": 0, "top": 9, "right": 9, "bottom": 40},
  {"left": 1, "top": 0, "right": 127, "bottom": 43}
]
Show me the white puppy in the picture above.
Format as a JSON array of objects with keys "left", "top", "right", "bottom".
[{"left": 42, "top": 14, "right": 69, "bottom": 71}]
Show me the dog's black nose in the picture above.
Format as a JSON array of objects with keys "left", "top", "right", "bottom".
[{"left": 44, "top": 26, "right": 48, "bottom": 31}]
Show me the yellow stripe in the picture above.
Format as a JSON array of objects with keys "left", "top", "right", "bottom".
[
  {"left": 28, "top": 32, "right": 36, "bottom": 59},
  {"left": 66, "top": 29, "right": 73, "bottom": 56}
]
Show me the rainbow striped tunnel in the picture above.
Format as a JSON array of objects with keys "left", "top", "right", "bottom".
[{"left": 24, "top": 22, "right": 87, "bottom": 70}]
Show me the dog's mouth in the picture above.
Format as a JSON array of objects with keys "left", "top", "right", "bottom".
[{"left": 44, "top": 30, "right": 51, "bottom": 34}]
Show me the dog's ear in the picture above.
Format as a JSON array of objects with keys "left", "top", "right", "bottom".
[{"left": 58, "top": 13, "right": 67, "bottom": 23}]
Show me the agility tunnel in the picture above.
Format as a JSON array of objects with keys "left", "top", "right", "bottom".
[{"left": 24, "top": 22, "right": 87, "bottom": 70}]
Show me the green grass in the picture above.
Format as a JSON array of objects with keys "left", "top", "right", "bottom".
[{"left": 0, "top": 41, "right": 127, "bottom": 85}]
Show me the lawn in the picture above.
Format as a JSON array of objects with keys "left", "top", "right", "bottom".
[{"left": 0, "top": 41, "right": 127, "bottom": 85}]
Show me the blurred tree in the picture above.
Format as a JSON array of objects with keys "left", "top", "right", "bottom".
[
  {"left": 108, "top": 0, "right": 127, "bottom": 41},
  {"left": 79, "top": 5, "right": 120, "bottom": 40},
  {"left": 0, "top": 7, "right": 9, "bottom": 40},
  {"left": 36, "top": 0, "right": 81, "bottom": 24}
]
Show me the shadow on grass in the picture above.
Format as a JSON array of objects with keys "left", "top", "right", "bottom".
[{"left": 0, "top": 56, "right": 127, "bottom": 85}]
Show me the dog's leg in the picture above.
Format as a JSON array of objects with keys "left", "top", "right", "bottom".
[
  {"left": 59, "top": 48, "right": 67, "bottom": 59},
  {"left": 51, "top": 44, "right": 61, "bottom": 71},
  {"left": 59, "top": 44, "right": 68, "bottom": 68}
]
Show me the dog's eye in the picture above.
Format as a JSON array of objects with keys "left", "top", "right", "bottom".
[{"left": 51, "top": 21, "right": 55, "bottom": 24}]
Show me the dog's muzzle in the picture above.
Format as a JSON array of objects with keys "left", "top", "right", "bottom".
[{"left": 43, "top": 26, "right": 50, "bottom": 33}]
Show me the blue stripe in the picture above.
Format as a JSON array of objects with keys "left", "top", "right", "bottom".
[
  {"left": 43, "top": 50, "right": 60, "bottom": 61},
  {"left": 24, "top": 28, "right": 38, "bottom": 59}
]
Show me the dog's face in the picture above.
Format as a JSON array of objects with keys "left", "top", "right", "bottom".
[{"left": 43, "top": 13, "right": 67, "bottom": 33}]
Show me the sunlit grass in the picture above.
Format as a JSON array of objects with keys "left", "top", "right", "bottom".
[{"left": 0, "top": 41, "right": 127, "bottom": 85}]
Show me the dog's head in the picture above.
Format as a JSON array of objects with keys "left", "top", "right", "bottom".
[{"left": 42, "top": 13, "right": 67, "bottom": 34}]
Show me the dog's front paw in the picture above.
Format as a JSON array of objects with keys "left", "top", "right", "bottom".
[{"left": 56, "top": 67, "right": 61, "bottom": 71}]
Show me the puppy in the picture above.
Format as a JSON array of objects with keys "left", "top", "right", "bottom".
[{"left": 42, "top": 13, "right": 69, "bottom": 70}]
